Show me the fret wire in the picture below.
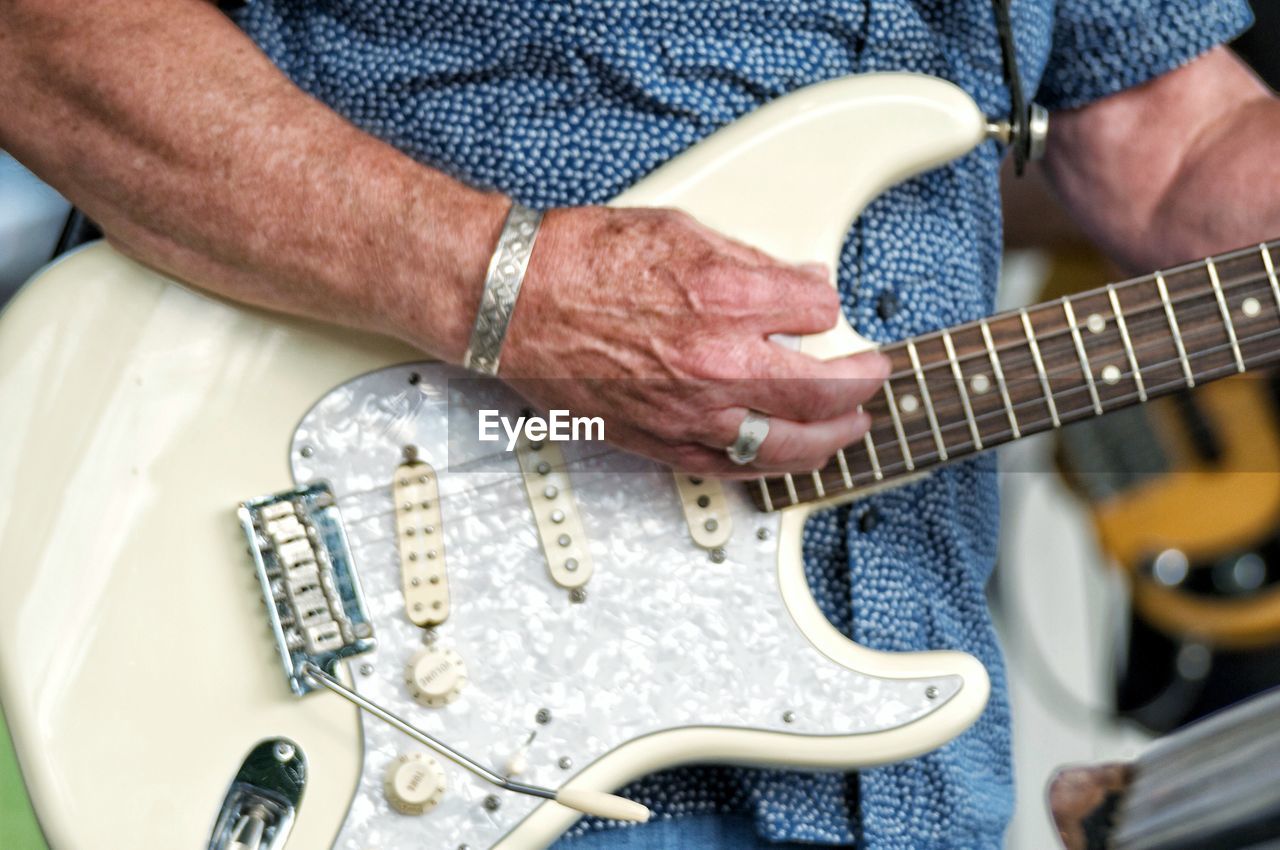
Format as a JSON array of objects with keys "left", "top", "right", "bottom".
[
  {"left": 1061, "top": 299, "right": 1103, "bottom": 415},
  {"left": 1019, "top": 308, "right": 1060, "bottom": 428},
  {"left": 858, "top": 289, "right": 1280, "bottom": 478},
  {"left": 867, "top": 333, "right": 1280, "bottom": 480},
  {"left": 783, "top": 473, "right": 798, "bottom": 505},
  {"left": 1107, "top": 284, "right": 1147, "bottom": 403},
  {"left": 980, "top": 319, "right": 1020, "bottom": 439},
  {"left": 883, "top": 261, "right": 1280, "bottom": 387},
  {"left": 810, "top": 470, "right": 825, "bottom": 499},
  {"left": 766, "top": 258, "right": 1280, "bottom": 506},
  {"left": 942, "top": 330, "right": 983, "bottom": 450},
  {"left": 785, "top": 304, "right": 1280, "bottom": 505},
  {"left": 835, "top": 448, "right": 854, "bottom": 488},
  {"left": 862, "top": 429, "right": 883, "bottom": 481},
  {"left": 1261, "top": 244, "right": 1280, "bottom": 319},
  {"left": 881, "top": 380, "right": 915, "bottom": 471},
  {"left": 906, "top": 340, "right": 948, "bottom": 461},
  {"left": 1153, "top": 272, "right": 1195, "bottom": 387},
  {"left": 1206, "top": 258, "right": 1245, "bottom": 372},
  {"left": 757, "top": 478, "right": 774, "bottom": 512},
  {"left": 928, "top": 288, "right": 1257, "bottom": 439}
]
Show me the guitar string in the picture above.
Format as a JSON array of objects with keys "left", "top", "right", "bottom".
[
  {"left": 335, "top": 262, "right": 1274, "bottom": 506},
  {"left": 343, "top": 315, "right": 1280, "bottom": 540},
  {"left": 329, "top": 260, "right": 1277, "bottom": 508},
  {"left": 345, "top": 322, "right": 1275, "bottom": 551},
  {"left": 863, "top": 275, "right": 1275, "bottom": 448},
  {"left": 323, "top": 264, "right": 1280, "bottom": 523},
  {"left": 878, "top": 260, "right": 1279, "bottom": 383},
  {"left": 801, "top": 320, "right": 1280, "bottom": 488}
]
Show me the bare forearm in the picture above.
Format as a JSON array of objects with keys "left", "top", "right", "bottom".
[
  {"left": 1043, "top": 48, "right": 1277, "bottom": 273},
  {"left": 0, "top": 0, "right": 505, "bottom": 359},
  {"left": 1153, "top": 95, "right": 1280, "bottom": 260},
  {"left": 0, "top": 0, "right": 892, "bottom": 476}
]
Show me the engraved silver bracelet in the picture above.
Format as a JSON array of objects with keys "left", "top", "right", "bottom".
[{"left": 462, "top": 202, "right": 544, "bottom": 375}]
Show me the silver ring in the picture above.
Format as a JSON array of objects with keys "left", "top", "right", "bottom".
[{"left": 726, "top": 411, "right": 770, "bottom": 465}]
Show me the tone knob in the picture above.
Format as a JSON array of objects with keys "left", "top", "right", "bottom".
[
  {"left": 406, "top": 646, "right": 467, "bottom": 707},
  {"left": 383, "top": 752, "right": 446, "bottom": 815}
]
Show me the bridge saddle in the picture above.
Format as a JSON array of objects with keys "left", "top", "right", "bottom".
[{"left": 239, "top": 482, "right": 375, "bottom": 695}]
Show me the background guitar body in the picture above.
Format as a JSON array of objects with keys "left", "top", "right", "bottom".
[
  {"left": 1042, "top": 249, "right": 1280, "bottom": 733},
  {"left": 0, "top": 73, "right": 990, "bottom": 849}
]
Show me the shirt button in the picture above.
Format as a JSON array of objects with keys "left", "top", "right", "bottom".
[
  {"left": 858, "top": 508, "right": 879, "bottom": 533},
  {"left": 876, "top": 291, "right": 899, "bottom": 320}
]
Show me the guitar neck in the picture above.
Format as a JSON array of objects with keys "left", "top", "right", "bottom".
[{"left": 752, "top": 239, "right": 1280, "bottom": 512}]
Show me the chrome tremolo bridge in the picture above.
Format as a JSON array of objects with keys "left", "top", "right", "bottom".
[{"left": 239, "top": 483, "right": 375, "bottom": 695}]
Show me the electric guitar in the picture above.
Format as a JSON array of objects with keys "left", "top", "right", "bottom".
[{"left": 3, "top": 73, "right": 1279, "bottom": 850}]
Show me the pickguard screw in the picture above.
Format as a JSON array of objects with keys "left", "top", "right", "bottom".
[
  {"left": 536, "top": 708, "right": 552, "bottom": 725},
  {"left": 359, "top": 663, "right": 374, "bottom": 676},
  {"left": 402, "top": 445, "right": 419, "bottom": 461},
  {"left": 408, "top": 372, "right": 421, "bottom": 385},
  {"left": 569, "top": 588, "right": 588, "bottom": 604},
  {"left": 273, "top": 742, "right": 295, "bottom": 763},
  {"left": 354, "top": 623, "right": 373, "bottom": 639},
  {"left": 558, "top": 757, "right": 573, "bottom": 770},
  {"left": 925, "top": 686, "right": 939, "bottom": 700},
  {"left": 483, "top": 795, "right": 501, "bottom": 811},
  {"left": 782, "top": 711, "right": 796, "bottom": 724},
  {"left": 299, "top": 445, "right": 314, "bottom": 458},
  {"left": 756, "top": 527, "right": 771, "bottom": 541},
  {"left": 709, "top": 548, "right": 726, "bottom": 564},
  {"left": 704, "top": 518, "right": 718, "bottom": 532}
]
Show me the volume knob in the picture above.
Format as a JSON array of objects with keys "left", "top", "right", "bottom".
[
  {"left": 383, "top": 752, "right": 446, "bottom": 815},
  {"left": 406, "top": 646, "right": 467, "bottom": 707}
]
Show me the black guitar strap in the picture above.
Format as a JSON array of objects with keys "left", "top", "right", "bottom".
[{"left": 991, "top": 0, "right": 1047, "bottom": 175}]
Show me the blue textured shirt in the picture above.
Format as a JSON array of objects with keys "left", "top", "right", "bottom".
[{"left": 232, "top": 1, "right": 1252, "bottom": 845}]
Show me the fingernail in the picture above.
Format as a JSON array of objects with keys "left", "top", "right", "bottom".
[{"left": 800, "top": 262, "right": 830, "bottom": 279}]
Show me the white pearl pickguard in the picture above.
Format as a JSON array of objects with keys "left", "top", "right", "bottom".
[{"left": 293, "top": 363, "right": 963, "bottom": 850}]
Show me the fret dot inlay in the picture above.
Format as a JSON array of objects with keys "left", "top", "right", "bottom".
[
  {"left": 1101, "top": 364, "right": 1121, "bottom": 385},
  {"left": 1086, "top": 313, "right": 1106, "bottom": 334},
  {"left": 900, "top": 394, "right": 919, "bottom": 414},
  {"left": 970, "top": 374, "right": 990, "bottom": 394},
  {"left": 1243, "top": 296, "right": 1262, "bottom": 318}
]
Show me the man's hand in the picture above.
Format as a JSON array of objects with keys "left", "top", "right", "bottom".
[{"left": 497, "top": 207, "right": 889, "bottom": 475}]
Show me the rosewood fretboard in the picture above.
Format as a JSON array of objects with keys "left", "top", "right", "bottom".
[{"left": 749, "top": 239, "right": 1280, "bottom": 512}]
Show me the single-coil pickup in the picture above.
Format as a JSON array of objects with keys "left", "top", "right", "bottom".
[
  {"left": 673, "top": 474, "right": 731, "bottom": 549},
  {"left": 514, "top": 437, "right": 593, "bottom": 590},
  {"left": 393, "top": 459, "right": 450, "bottom": 627}
]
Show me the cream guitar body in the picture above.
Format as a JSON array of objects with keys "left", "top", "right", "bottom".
[{"left": 0, "top": 73, "right": 990, "bottom": 849}]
